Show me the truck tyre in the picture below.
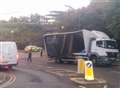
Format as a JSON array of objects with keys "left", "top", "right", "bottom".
[
  {"left": 90, "top": 55, "right": 97, "bottom": 65},
  {"left": 55, "top": 58, "right": 59, "bottom": 63},
  {"left": 55, "top": 58, "right": 63, "bottom": 64},
  {"left": 58, "top": 58, "right": 64, "bottom": 64}
]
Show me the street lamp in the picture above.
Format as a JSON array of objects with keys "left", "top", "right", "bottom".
[
  {"left": 60, "top": 26, "right": 64, "bottom": 30},
  {"left": 10, "top": 30, "right": 14, "bottom": 34},
  {"left": 10, "top": 30, "right": 15, "bottom": 41}
]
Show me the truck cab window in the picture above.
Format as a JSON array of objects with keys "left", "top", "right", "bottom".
[{"left": 96, "top": 41, "right": 103, "bottom": 47}]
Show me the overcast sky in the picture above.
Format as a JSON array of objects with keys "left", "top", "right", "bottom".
[{"left": 0, "top": 0, "right": 91, "bottom": 20}]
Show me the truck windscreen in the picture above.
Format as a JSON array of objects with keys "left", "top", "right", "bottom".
[
  {"left": 104, "top": 40, "right": 118, "bottom": 49},
  {"left": 96, "top": 40, "right": 118, "bottom": 49}
]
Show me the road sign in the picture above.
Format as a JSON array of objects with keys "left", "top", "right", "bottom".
[{"left": 85, "top": 61, "right": 94, "bottom": 80}]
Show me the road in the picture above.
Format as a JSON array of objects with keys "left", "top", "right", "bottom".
[
  {"left": 94, "top": 66, "right": 120, "bottom": 88},
  {"left": 7, "top": 67, "right": 77, "bottom": 88},
  {"left": 4, "top": 52, "right": 78, "bottom": 88},
  {"left": 1, "top": 51, "right": 120, "bottom": 88}
]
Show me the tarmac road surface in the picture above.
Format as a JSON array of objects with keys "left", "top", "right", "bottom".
[
  {"left": 2, "top": 51, "right": 120, "bottom": 88},
  {"left": 7, "top": 67, "right": 77, "bottom": 88}
]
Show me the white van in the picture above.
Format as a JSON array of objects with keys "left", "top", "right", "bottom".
[{"left": 0, "top": 41, "right": 18, "bottom": 68}]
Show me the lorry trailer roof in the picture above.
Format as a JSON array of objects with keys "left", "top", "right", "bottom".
[{"left": 43, "top": 30, "right": 82, "bottom": 37}]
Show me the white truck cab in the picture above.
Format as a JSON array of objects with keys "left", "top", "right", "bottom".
[
  {"left": 85, "top": 30, "right": 119, "bottom": 65},
  {"left": 90, "top": 39, "right": 119, "bottom": 64}
]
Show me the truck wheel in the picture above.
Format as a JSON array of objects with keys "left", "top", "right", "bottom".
[
  {"left": 55, "top": 58, "right": 63, "bottom": 64},
  {"left": 58, "top": 59, "right": 64, "bottom": 64},
  {"left": 90, "top": 56, "right": 97, "bottom": 65},
  {"left": 55, "top": 58, "right": 59, "bottom": 63}
]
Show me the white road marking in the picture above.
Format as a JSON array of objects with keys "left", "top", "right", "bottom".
[
  {"left": 47, "top": 66, "right": 54, "bottom": 69},
  {"left": 112, "top": 71, "right": 120, "bottom": 74},
  {"left": 103, "top": 84, "right": 108, "bottom": 88},
  {"left": 0, "top": 73, "right": 16, "bottom": 88},
  {"left": 78, "top": 85, "right": 86, "bottom": 88}
]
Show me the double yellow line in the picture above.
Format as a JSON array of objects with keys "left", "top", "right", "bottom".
[{"left": 0, "top": 73, "right": 16, "bottom": 88}]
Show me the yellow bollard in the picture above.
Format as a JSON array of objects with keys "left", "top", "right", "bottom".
[
  {"left": 77, "top": 59, "right": 85, "bottom": 74},
  {"left": 85, "top": 61, "right": 94, "bottom": 80}
]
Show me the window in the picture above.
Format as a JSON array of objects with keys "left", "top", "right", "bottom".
[
  {"left": 104, "top": 40, "right": 118, "bottom": 49},
  {"left": 96, "top": 41, "right": 103, "bottom": 47}
]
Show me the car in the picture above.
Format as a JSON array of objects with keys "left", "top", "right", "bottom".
[{"left": 24, "top": 45, "right": 41, "bottom": 52}]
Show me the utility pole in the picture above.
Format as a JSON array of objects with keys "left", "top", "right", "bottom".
[{"left": 10, "top": 30, "right": 15, "bottom": 41}]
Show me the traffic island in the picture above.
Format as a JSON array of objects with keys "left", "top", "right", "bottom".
[
  {"left": 70, "top": 77, "right": 106, "bottom": 85},
  {"left": 70, "top": 76, "right": 107, "bottom": 88},
  {"left": 69, "top": 60, "right": 107, "bottom": 87},
  {"left": 69, "top": 73, "right": 106, "bottom": 85}
]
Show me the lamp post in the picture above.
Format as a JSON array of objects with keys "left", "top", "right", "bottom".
[
  {"left": 60, "top": 26, "right": 64, "bottom": 31},
  {"left": 10, "top": 30, "right": 15, "bottom": 41}
]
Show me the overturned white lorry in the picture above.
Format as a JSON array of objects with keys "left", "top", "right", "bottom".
[{"left": 43, "top": 29, "right": 119, "bottom": 65}]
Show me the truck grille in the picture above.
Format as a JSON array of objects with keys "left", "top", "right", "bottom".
[{"left": 107, "top": 52, "right": 118, "bottom": 58}]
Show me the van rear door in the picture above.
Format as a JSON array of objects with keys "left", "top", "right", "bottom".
[{"left": 0, "top": 42, "right": 17, "bottom": 64}]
